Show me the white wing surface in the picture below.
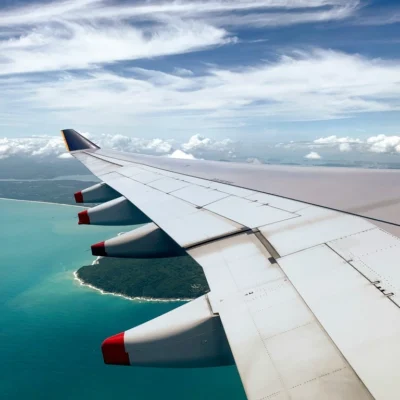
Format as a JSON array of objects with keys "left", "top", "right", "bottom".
[{"left": 62, "top": 129, "right": 400, "bottom": 400}]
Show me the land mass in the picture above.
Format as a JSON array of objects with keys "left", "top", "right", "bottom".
[
  {"left": 0, "top": 180, "right": 98, "bottom": 205},
  {"left": 77, "top": 255, "right": 209, "bottom": 300}
]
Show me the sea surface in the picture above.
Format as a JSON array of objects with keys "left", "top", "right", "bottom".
[{"left": 0, "top": 199, "right": 246, "bottom": 400}]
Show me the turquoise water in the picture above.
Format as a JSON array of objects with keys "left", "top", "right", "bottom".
[{"left": 0, "top": 199, "right": 246, "bottom": 400}]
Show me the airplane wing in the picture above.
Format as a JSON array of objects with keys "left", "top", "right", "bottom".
[{"left": 62, "top": 129, "right": 400, "bottom": 400}]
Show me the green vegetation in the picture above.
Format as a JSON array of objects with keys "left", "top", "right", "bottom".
[
  {"left": 77, "top": 256, "right": 209, "bottom": 299},
  {"left": 0, "top": 180, "right": 98, "bottom": 205}
]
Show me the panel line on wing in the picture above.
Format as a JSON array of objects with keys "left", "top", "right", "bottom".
[
  {"left": 184, "top": 227, "right": 252, "bottom": 251},
  {"left": 326, "top": 243, "right": 400, "bottom": 309},
  {"left": 82, "top": 151, "right": 126, "bottom": 167}
]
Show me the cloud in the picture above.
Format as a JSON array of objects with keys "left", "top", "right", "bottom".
[
  {"left": 246, "top": 157, "right": 263, "bottom": 164},
  {"left": 0, "top": 0, "right": 358, "bottom": 76},
  {"left": 0, "top": 1, "right": 357, "bottom": 28},
  {"left": 280, "top": 134, "right": 400, "bottom": 155},
  {"left": 58, "top": 152, "right": 73, "bottom": 159},
  {"left": 366, "top": 135, "right": 400, "bottom": 153},
  {"left": 0, "top": 20, "right": 231, "bottom": 76},
  {"left": 168, "top": 149, "right": 196, "bottom": 160},
  {"left": 88, "top": 133, "right": 173, "bottom": 154},
  {"left": 3, "top": 48, "right": 400, "bottom": 131},
  {"left": 339, "top": 142, "right": 352, "bottom": 152},
  {"left": 313, "top": 134, "right": 400, "bottom": 154},
  {"left": 3, "top": 132, "right": 400, "bottom": 163},
  {"left": 0, "top": 0, "right": 380, "bottom": 134},
  {"left": 0, "top": 136, "right": 65, "bottom": 159},
  {"left": 210, "top": 2, "right": 359, "bottom": 28},
  {"left": 313, "top": 135, "right": 360, "bottom": 152},
  {"left": 0, "top": 134, "right": 175, "bottom": 159},
  {"left": 304, "top": 151, "right": 322, "bottom": 159},
  {"left": 0, "top": 133, "right": 230, "bottom": 160},
  {"left": 181, "top": 134, "right": 234, "bottom": 152},
  {"left": 174, "top": 68, "right": 194, "bottom": 77},
  {"left": 314, "top": 135, "right": 362, "bottom": 144}
]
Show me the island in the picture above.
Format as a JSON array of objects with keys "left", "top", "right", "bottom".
[{"left": 77, "top": 255, "right": 210, "bottom": 300}]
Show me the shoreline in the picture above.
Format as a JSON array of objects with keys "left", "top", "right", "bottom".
[
  {"left": 73, "top": 257, "right": 190, "bottom": 303},
  {"left": 2, "top": 196, "right": 190, "bottom": 303},
  {"left": 0, "top": 197, "right": 86, "bottom": 208}
]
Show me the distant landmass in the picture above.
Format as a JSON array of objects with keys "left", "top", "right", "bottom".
[
  {"left": 77, "top": 256, "right": 209, "bottom": 300},
  {"left": 0, "top": 180, "right": 98, "bottom": 205}
]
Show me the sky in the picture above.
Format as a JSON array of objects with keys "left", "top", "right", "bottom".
[{"left": 0, "top": 0, "right": 400, "bottom": 159}]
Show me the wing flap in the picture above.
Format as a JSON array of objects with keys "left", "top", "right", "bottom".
[
  {"left": 329, "top": 227, "right": 400, "bottom": 306},
  {"left": 188, "top": 232, "right": 284, "bottom": 301},
  {"left": 260, "top": 206, "right": 374, "bottom": 257},
  {"left": 216, "top": 280, "right": 372, "bottom": 400},
  {"left": 279, "top": 244, "right": 400, "bottom": 400},
  {"left": 189, "top": 233, "right": 373, "bottom": 399}
]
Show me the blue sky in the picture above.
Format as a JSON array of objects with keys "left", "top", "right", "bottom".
[{"left": 0, "top": 0, "right": 400, "bottom": 142}]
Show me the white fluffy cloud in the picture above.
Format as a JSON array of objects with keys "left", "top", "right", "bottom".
[
  {"left": 181, "top": 134, "right": 234, "bottom": 152},
  {"left": 313, "top": 134, "right": 359, "bottom": 152},
  {"left": 0, "top": 133, "right": 223, "bottom": 159},
  {"left": 58, "top": 152, "right": 73, "bottom": 159},
  {"left": 366, "top": 135, "right": 400, "bottom": 153},
  {"left": 0, "top": 136, "right": 66, "bottom": 159},
  {"left": 3, "top": 132, "right": 400, "bottom": 161},
  {"left": 339, "top": 142, "right": 352, "bottom": 152},
  {"left": 314, "top": 135, "right": 362, "bottom": 144},
  {"left": 0, "top": 134, "right": 174, "bottom": 159},
  {"left": 313, "top": 134, "right": 400, "bottom": 154},
  {"left": 90, "top": 133, "right": 173, "bottom": 154},
  {"left": 305, "top": 151, "right": 322, "bottom": 160},
  {"left": 168, "top": 149, "right": 196, "bottom": 160}
]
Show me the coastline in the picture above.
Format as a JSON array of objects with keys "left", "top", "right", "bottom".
[
  {"left": 73, "top": 257, "right": 191, "bottom": 303},
  {"left": 1, "top": 197, "right": 190, "bottom": 303},
  {"left": 0, "top": 197, "right": 86, "bottom": 208}
]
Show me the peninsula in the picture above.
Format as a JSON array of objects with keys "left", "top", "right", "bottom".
[{"left": 77, "top": 255, "right": 209, "bottom": 300}]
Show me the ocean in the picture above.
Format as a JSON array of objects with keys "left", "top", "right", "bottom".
[{"left": 0, "top": 199, "right": 246, "bottom": 400}]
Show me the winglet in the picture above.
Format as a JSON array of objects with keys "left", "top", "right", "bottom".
[{"left": 61, "top": 129, "right": 100, "bottom": 152}]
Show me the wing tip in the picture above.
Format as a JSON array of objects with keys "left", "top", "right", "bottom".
[{"left": 60, "top": 129, "right": 100, "bottom": 152}]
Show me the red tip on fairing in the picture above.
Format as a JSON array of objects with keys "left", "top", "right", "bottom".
[
  {"left": 78, "top": 210, "right": 90, "bottom": 225},
  {"left": 91, "top": 241, "right": 107, "bottom": 256},
  {"left": 74, "top": 191, "right": 84, "bottom": 203},
  {"left": 101, "top": 332, "right": 130, "bottom": 365}
]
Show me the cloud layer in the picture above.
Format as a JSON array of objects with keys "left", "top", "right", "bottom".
[
  {"left": 2, "top": 0, "right": 395, "bottom": 135},
  {"left": 2, "top": 48, "right": 400, "bottom": 134},
  {"left": 0, "top": 133, "right": 233, "bottom": 159},
  {"left": 311, "top": 134, "right": 400, "bottom": 154},
  {"left": 0, "top": 0, "right": 399, "bottom": 141},
  {"left": 0, "top": 0, "right": 358, "bottom": 76},
  {"left": 4, "top": 132, "right": 400, "bottom": 163}
]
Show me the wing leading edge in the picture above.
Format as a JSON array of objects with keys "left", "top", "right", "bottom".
[{"left": 62, "top": 129, "right": 400, "bottom": 400}]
